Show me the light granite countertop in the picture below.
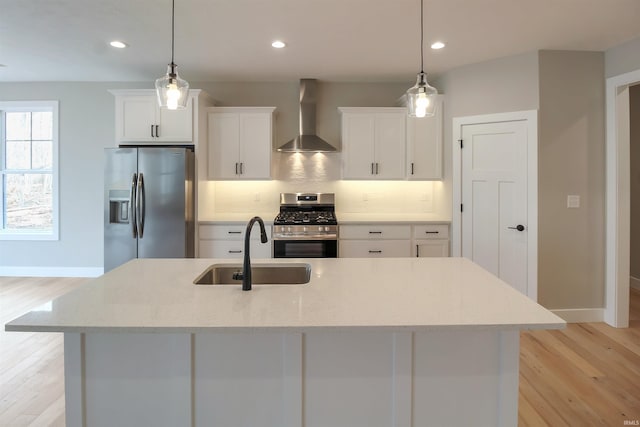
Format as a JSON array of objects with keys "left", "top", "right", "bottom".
[
  {"left": 199, "top": 213, "right": 450, "bottom": 225},
  {"left": 6, "top": 257, "right": 564, "bottom": 333}
]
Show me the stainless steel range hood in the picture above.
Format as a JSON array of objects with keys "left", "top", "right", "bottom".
[{"left": 277, "top": 79, "right": 337, "bottom": 152}]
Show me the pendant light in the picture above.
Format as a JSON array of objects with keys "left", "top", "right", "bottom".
[
  {"left": 405, "top": 0, "right": 438, "bottom": 118},
  {"left": 155, "top": 0, "right": 189, "bottom": 110}
]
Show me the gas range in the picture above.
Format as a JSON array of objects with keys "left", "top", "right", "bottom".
[{"left": 273, "top": 193, "right": 338, "bottom": 257}]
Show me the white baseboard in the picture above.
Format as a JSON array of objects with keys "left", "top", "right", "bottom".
[
  {"left": 631, "top": 276, "right": 640, "bottom": 291},
  {"left": 551, "top": 308, "right": 605, "bottom": 323},
  {"left": 0, "top": 266, "right": 103, "bottom": 278}
]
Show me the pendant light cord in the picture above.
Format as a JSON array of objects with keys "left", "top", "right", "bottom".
[
  {"left": 171, "top": 0, "right": 175, "bottom": 65},
  {"left": 420, "top": 0, "right": 424, "bottom": 73}
]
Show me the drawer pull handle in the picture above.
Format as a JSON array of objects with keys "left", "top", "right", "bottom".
[
  {"left": 369, "top": 231, "right": 382, "bottom": 234},
  {"left": 369, "top": 250, "right": 382, "bottom": 254},
  {"left": 425, "top": 231, "right": 439, "bottom": 234},
  {"left": 228, "top": 250, "right": 242, "bottom": 254},
  {"left": 227, "top": 231, "right": 242, "bottom": 234}
]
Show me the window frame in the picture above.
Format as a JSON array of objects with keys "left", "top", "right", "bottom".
[{"left": 0, "top": 100, "right": 59, "bottom": 241}]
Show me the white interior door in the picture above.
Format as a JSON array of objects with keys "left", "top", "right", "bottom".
[{"left": 461, "top": 120, "right": 529, "bottom": 295}]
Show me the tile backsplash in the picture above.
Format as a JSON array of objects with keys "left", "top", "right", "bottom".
[{"left": 199, "top": 152, "right": 448, "bottom": 218}]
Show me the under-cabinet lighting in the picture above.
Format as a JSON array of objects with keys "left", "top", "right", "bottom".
[
  {"left": 271, "top": 40, "right": 286, "bottom": 48},
  {"left": 431, "top": 41, "right": 445, "bottom": 50}
]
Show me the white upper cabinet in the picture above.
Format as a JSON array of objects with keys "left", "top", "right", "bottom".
[
  {"left": 111, "top": 90, "right": 194, "bottom": 143},
  {"left": 339, "top": 107, "right": 406, "bottom": 180},
  {"left": 406, "top": 96, "right": 443, "bottom": 180},
  {"left": 207, "top": 107, "right": 275, "bottom": 180}
]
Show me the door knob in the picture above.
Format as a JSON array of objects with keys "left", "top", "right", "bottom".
[{"left": 508, "top": 225, "right": 525, "bottom": 231}]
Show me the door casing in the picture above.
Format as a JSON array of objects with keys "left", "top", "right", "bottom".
[
  {"left": 604, "top": 68, "right": 640, "bottom": 327},
  {"left": 452, "top": 110, "right": 538, "bottom": 301}
]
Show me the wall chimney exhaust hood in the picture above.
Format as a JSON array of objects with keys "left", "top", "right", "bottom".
[{"left": 278, "top": 79, "right": 337, "bottom": 152}]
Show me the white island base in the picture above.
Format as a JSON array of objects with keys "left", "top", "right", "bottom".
[{"left": 64, "top": 329, "right": 519, "bottom": 427}]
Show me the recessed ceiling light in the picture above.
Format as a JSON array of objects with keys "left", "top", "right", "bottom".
[
  {"left": 110, "top": 41, "right": 128, "bottom": 49},
  {"left": 431, "top": 41, "right": 445, "bottom": 50},
  {"left": 271, "top": 40, "right": 286, "bottom": 49}
]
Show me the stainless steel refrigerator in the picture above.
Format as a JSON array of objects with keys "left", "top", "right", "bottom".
[{"left": 104, "top": 147, "right": 194, "bottom": 272}]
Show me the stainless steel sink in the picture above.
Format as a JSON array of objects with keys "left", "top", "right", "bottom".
[{"left": 194, "top": 263, "right": 311, "bottom": 285}]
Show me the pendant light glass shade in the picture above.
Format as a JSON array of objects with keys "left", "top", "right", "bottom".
[
  {"left": 405, "top": 0, "right": 438, "bottom": 118},
  {"left": 155, "top": 0, "right": 189, "bottom": 110},
  {"left": 155, "top": 63, "right": 189, "bottom": 110},
  {"left": 406, "top": 71, "right": 437, "bottom": 117}
]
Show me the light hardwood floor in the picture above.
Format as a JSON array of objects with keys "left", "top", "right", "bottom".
[{"left": 1, "top": 277, "right": 639, "bottom": 426}]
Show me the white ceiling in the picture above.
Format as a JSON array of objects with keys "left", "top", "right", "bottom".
[{"left": 2, "top": 0, "right": 640, "bottom": 83}]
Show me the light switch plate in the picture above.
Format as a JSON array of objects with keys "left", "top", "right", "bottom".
[{"left": 567, "top": 195, "right": 580, "bottom": 208}]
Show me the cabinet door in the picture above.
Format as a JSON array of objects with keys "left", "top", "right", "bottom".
[
  {"left": 239, "top": 114, "right": 272, "bottom": 179},
  {"left": 374, "top": 113, "right": 406, "bottom": 179},
  {"left": 200, "top": 225, "right": 272, "bottom": 240},
  {"left": 199, "top": 240, "right": 272, "bottom": 259},
  {"left": 157, "top": 100, "right": 193, "bottom": 142},
  {"left": 339, "top": 240, "right": 411, "bottom": 258},
  {"left": 406, "top": 97, "right": 443, "bottom": 180},
  {"left": 415, "top": 240, "right": 449, "bottom": 257},
  {"left": 342, "top": 114, "right": 375, "bottom": 179},
  {"left": 208, "top": 113, "right": 241, "bottom": 179},
  {"left": 116, "top": 95, "right": 193, "bottom": 143},
  {"left": 340, "top": 225, "right": 411, "bottom": 240},
  {"left": 118, "top": 96, "right": 157, "bottom": 141}
]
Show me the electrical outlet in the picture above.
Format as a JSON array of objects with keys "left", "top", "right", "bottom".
[
  {"left": 567, "top": 195, "right": 580, "bottom": 208},
  {"left": 254, "top": 193, "right": 261, "bottom": 202}
]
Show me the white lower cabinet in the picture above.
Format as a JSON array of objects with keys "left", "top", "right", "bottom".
[
  {"left": 199, "top": 224, "right": 272, "bottom": 259},
  {"left": 340, "top": 240, "right": 411, "bottom": 257},
  {"left": 339, "top": 225, "right": 411, "bottom": 258},
  {"left": 415, "top": 240, "right": 450, "bottom": 257},
  {"left": 413, "top": 224, "right": 450, "bottom": 257},
  {"left": 340, "top": 223, "right": 450, "bottom": 258}
]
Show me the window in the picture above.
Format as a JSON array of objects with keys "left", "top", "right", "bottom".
[{"left": 0, "top": 101, "right": 59, "bottom": 240}]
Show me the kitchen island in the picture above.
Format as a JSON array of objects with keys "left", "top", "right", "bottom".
[{"left": 6, "top": 257, "right": 564, "bottom": 427}]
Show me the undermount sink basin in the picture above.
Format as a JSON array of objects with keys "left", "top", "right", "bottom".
[{"left": 194, "top": 263, "right": 311, "bottom": 285}]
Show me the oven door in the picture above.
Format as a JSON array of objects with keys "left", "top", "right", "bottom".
[{"left": 273, "top": 239, "right": 338, "bottom": 258}]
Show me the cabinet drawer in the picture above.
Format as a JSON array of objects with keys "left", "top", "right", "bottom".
[
  {"left": 413, "top": 224, "right": 449, "bottom": 239},
  {"left": 200, "top": 225, "right": 272, "bottom": 240},
  {"left": 415, "top": 240, "right": 450, "bottom": 257},
  {"left": 339, "top": 240, "right": 411, "bottom": 258},
  {"left": 340, "top": 225, "right": 411, "bottom": 240},
  {"left": 199, "top": 240, "right": 272, "bottom": 259}
]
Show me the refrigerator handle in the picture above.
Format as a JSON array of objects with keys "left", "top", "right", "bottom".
[
  {"left": 137, "top": 173, "right": 146, "bottom": 238},
  {"left": 130, "top": 173, "right": 138, "bottom": 238}
]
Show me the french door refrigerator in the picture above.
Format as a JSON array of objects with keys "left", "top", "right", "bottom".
[{"left": 104, "top": 147, "right": 194, "bottom": 272}]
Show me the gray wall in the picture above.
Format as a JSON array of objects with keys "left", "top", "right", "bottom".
[
  {"left": 0, "top": 82, "right": 140, "bottom": 271},
  {"left": 433, "top": 51, "right": 540, "bottom": 220},
  {"left": 194, "top": 81, "right": 409, "bottom": 150},
  {"left": 436, "top": 50, "right": 606, "bottom": 310},
  {"left": 537, "top": 51, "right": 605, "bottom": 309},
  {"left": 631, "top": 84, "right": 640, "bottom": 280},
  {"left": 605, "top": 35, "right": 640, "bottom": 78},
  {"left": 0, "top": 81, "right": 409, "bottom": 272}
]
